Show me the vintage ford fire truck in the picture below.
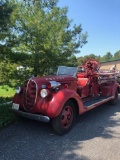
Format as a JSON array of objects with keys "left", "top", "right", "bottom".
[{"left": 11, "top": 59, "right": 119, "bottom": 135}]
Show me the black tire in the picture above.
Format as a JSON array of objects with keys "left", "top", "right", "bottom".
[
  {"left": 109, "top": 90, "right": 118, "bottom": 105},
  {"left": 52, "top": 100, "right": 76, "bottom": 135}
]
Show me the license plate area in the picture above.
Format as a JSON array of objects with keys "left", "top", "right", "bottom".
[{"left": 12, "top": 103, "right": 19, "bottom": 110}]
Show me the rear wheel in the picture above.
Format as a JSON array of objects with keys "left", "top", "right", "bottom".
[
  {"left": 52, "top": 100, "right": 76, "bottom": 135},
  {"left": 109, "top": 90, "right": 118, "bottom": 105}
]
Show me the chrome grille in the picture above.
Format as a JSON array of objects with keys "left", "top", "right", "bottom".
[{"left": 23, "top": 79, "right": 37, "bottom": 112}]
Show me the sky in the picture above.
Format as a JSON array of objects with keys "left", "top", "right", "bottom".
[{"left": 58, "top": 0, "right": 120, "bottom": 57}]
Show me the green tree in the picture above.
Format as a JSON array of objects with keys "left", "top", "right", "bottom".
[
  {"left": 0, "top": 1, "right": 31, "bottom": 86},
  {"left": 0, "top": 0, "right": 12, "bottom": 58},
  {"left": 0, "top": 0, "right": 15, "bottom": 85},
  {"left": 11, "top": 0, "right": 87, "bottom": 76},
  {"left": 101, "top": 52, "right": 113, "bottom": 61},
  {"left": 67, "top": 55, "right": 77, "bottom": 67},
  {"left": 77, "top": 56, "right": 85, "bottom": 65},
  {"left": 77, "top": 53, "right": 100, "bottom": 66},
  {"left": 0, "top": 0, "right": 13, "bottom": 41},
  {"left": 114, "top": 50, "right": 120, "bottom": 59}
]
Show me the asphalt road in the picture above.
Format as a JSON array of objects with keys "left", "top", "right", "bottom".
[{"left": 0, "top": 96, "right": 120, "bottom": 160}]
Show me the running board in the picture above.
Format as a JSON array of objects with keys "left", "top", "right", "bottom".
[{"left": 83, "top": 95, "right": 114, "bottom": 108}]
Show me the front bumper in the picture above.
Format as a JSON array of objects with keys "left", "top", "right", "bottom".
[{"left": 11, "top": 108, "right": 50, "bottom": 122}]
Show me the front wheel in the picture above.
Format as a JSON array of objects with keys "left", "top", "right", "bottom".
[
  {"left": 52, "top": 100, "right": 76, "bottom": 135},
  {"left": 109, "top": 90, "right": 118, "bottom": 105}
]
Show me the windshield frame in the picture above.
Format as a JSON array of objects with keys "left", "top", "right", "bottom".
[
  {"left": 56, "top": 66, "right": 78, "bottom": 77},
  {"left": 46, "top": 66, "right": 78, "bottom": 77}
]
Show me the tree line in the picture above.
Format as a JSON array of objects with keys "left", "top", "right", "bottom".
[{"left": 76, "top": 50, "right": 120, "bottom": 66}]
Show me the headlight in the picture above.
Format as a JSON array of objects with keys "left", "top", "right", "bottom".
[
  {"left": 40, "top": 89, "right": 49, "bottom": 98},
  {"left": 16, "top": 86, "right": 21, "bottom": 94}
]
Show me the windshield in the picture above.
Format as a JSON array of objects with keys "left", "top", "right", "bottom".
[
  {"left": 57, "top": 66, "right": 77, "bottom": 76},
  {"left": 46, "top": 66, "right": 77, "bottom": 76}
]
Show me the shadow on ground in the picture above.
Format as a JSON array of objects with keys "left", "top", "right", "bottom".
[{"left": 0, "top": 96, "right": 120, "bottom": 160}]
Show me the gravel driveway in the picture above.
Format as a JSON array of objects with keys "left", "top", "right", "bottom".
[{"left": 0, "top": 95, "right": 120, "bottom": 160}]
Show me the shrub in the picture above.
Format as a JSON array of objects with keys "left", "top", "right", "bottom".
[
  {"left": 0, "top": 96, "right": 12, "bottom": 104},
  {"left": 0, "top": 103, "right": 19, "bottom": 128}
]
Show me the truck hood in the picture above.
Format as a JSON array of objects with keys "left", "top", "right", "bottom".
[{"left": 30, "top": 75, "right": 77, "bottom": 84}]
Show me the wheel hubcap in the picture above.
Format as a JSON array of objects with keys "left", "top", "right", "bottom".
[{"left": 61, "top": 106, "right": 73, "bottom": 128}]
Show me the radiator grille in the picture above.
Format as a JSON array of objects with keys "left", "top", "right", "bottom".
[{"left": 23, "top": 79, "right": 37, "bottom": 112}]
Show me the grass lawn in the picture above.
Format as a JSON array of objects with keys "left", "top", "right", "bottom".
[{"left": 0, "top": 85, "right": 15, "bottom": 97}]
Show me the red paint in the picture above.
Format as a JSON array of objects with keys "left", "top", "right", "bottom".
[{"left": 12, "top": 59, "right": 119, "bottom": 123}]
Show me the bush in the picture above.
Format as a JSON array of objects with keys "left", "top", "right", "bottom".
[
  {"left": 0, "top": 96, "right": 20, "bottom": 128},
  {"left": 0, "top": 96, "right": 12, "bottom": 104},
  {"left": 0, "top": 103, "right": 19, "bottom": 128}
]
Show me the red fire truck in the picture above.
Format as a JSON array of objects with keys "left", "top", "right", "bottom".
[{"left": 11, "top": 59, "right": 119, "bottom": 135}]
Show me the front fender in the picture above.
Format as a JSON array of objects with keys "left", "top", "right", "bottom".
[
  {"left": 44, "top": 89, "right": 81, "bottom": 118},
  {"left": 12, "top": 93, "right": 23, "bottom": 108}
]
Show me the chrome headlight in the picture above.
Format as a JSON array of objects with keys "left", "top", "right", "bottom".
[
  {"left": 40, "top": 89, "right": 49, "bottom": 98},
  {"left": 16, "top": 86, "right": 21, "bottom": 94}
]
